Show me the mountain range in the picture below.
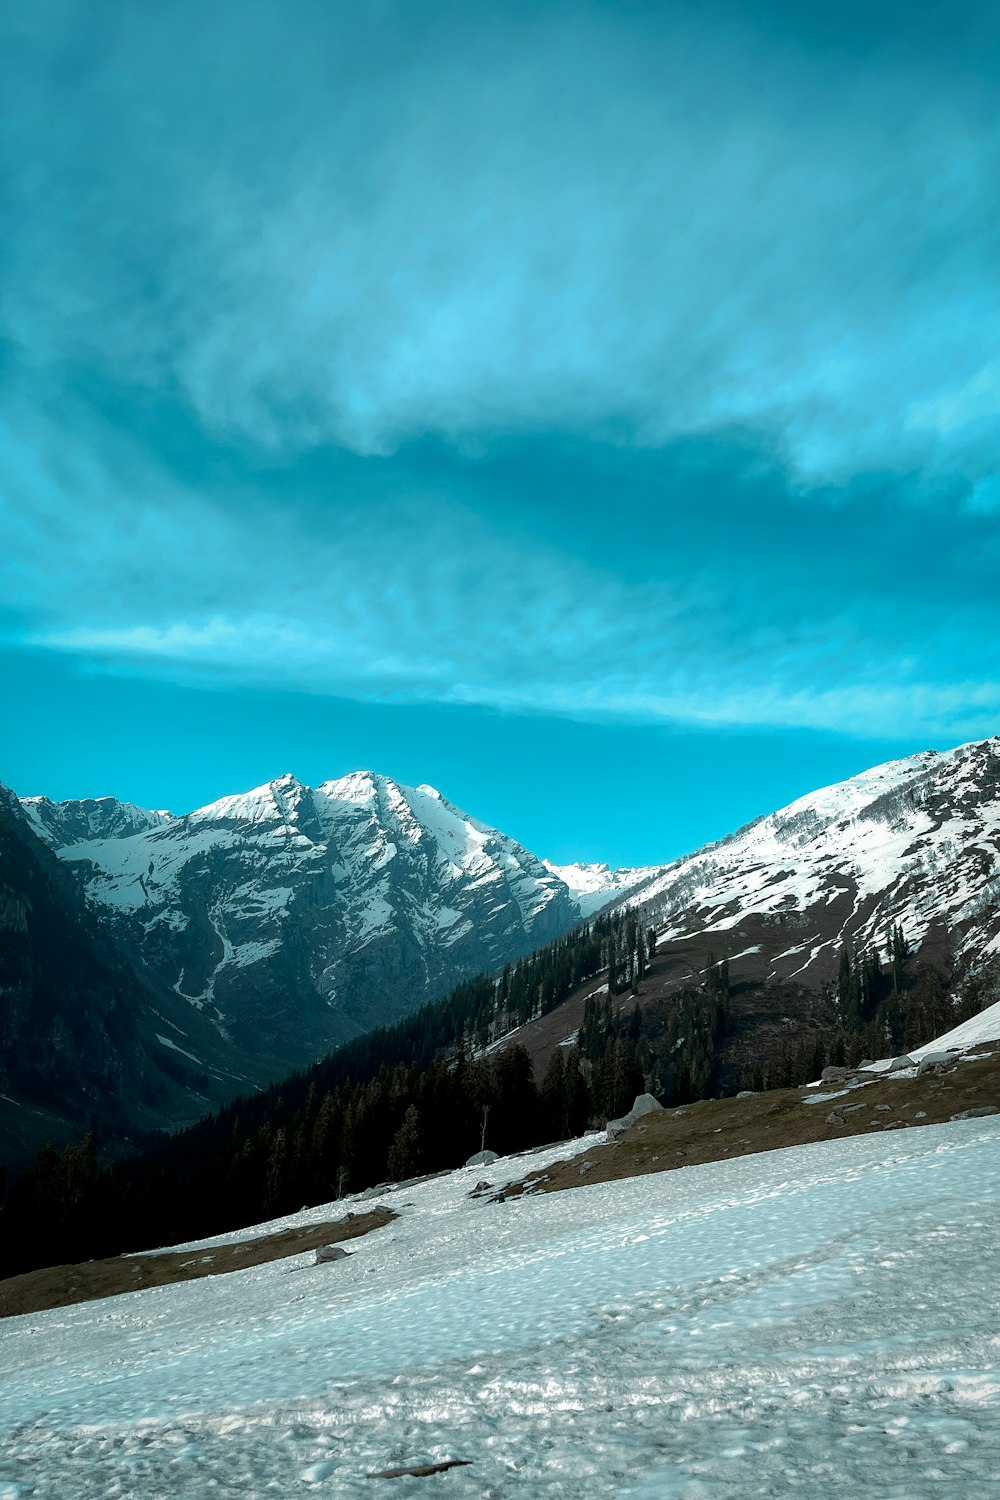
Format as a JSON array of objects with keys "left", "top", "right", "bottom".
[{"left": 4, "top": 735, "right": 1000, "bottom": 1164}]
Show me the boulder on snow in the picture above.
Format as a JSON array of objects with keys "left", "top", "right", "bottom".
[
  {"left": 606, "top": 1092, "right": 664, "bottom": 1140},
  {"left": 821, "top": 1066, "right": 849, "bottom": 1084},
  {"left": 465, "top": 1149, "right": 499, "bottom": 1168},
  {"left": 886, "top": 1055, "right": 916, "bottom": 1072},
  {"left": 356, "top": 1183, "right": 393, "bottom": 1201},
  {"left": 917, "top": 1050, "right": 960, "bottom": 1076},
  {"left": 314, "top": 1244, "right": 349, "bottom": 1265}
]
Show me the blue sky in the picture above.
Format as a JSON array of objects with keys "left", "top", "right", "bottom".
[{"left": 2, "top": 0, "right": 999, "bottom": 865}]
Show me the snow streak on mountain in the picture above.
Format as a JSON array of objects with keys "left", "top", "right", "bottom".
[{"left": 21, "top": 774, "right": 645, "bottom": 1060}]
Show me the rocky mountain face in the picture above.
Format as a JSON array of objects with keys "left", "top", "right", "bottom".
[
  {"left": 610, "top": 736, "right": 1000, "bottom": 988},
  {"left": 21, "top": 774, "right": 641, "bottom": 1065}
]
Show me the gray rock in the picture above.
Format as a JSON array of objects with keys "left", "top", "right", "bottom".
[
  {"left": 314, "top": 1244, "right": 349, "bottom": 1264},
  {"left": 915, "top": 1110, "right": 928, "bottom": 1119},
  {"left": 607, "top": 1092, "right": 664, "bottom": 1138},
  {"left": 950, "top": 1105, "right": 999, "bottom": 1121},
  {"left": 886, "top": 1055, "right": 916, "bottom": 1072},
  {"left": 825, "top": 1110, "right": 843, "bottom": 1125},
  {"left": 465, "top": 1149, "right": 499, "bottom": 1167},
  {"left": 821, "top": 1066, "right": 849, "bottom": 1084},
  {"left": 917, "top": 1050, "right": 960, "bottom": 1076},
  {"left": 736, "top": 1090, "right": 757, "bottom": 1098},
  {"left": 356, "top": 1183, "right": 392, "bottom": 1201}
]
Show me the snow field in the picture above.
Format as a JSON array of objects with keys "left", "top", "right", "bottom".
[{"left": 2, "top": 1120, "right": 1000, "bottom": 1497}]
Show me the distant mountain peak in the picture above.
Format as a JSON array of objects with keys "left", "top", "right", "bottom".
[{"left": 20, "top": 769, "right": 636, "bottom": 1062}]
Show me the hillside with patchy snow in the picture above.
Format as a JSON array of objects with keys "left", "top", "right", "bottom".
[
  {"left": 21, "top": 775, "right": 645, "bottom": 1062},
  {"left": 607, "top": 736, "right": 1000, "bottom": 988}
]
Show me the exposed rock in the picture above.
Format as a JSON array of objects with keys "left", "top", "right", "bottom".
[
  {"left": 917, "top": 1051, "right": 961, "bottom": 1076},
  {"left": 950, "top": 1105, "right": 999, "bottom": 1121},
  {"left": 607, "top": 1093, "right": 664, "bottom": 1139},
  {"left": 369, "top": 1459, "right": 473, "bottom": 1479},
  {"left": 465, "top": 1149, "right": 499, "bottom": 1168},
  {"left": 314, "top": 1244, "right": 349, "bottom": 1264}
]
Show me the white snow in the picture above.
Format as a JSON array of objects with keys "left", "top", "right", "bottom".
[
  {"left": 910, "top": 996, "right": 1000, "bottom": 1060},
  {"left": 3, "top": 1120, "right": 1000, "bottom": 1497},
  {"left": 543, "top": 860, "right": 658, "bottom": 917},
  {"left": 154, "top": 1035, "right": 203, "bottom": 1066}
]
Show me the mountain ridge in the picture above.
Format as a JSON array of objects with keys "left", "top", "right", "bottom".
[
  {"left": 596, "top": 735, "right": 1000, "bottom": 988},
  {"left": 19, "top": 771, "right": 649, "bottom": 1065}
]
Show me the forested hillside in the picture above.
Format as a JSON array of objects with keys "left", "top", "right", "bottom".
[{"left": 2, "top": 899, "right": 992, "bottom": 1280}]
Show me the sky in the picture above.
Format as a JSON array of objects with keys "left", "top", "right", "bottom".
[{"left": 2, "top": 0, "right": 999, "bottom": 866}]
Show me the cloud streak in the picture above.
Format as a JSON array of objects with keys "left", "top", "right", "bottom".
[{"left": 5, "top": 394, "right": 1000, "bottom": 744}]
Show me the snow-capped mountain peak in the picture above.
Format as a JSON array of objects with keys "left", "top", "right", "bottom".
[
  {"left": 22, "top": 772, "right": 619, "bottom": 1062},
  {"left": 190, "top": 773, "right": 311, "bottom": 828},
  {"left": 543, "top": 859, "right": 657, "bottom": 918}
]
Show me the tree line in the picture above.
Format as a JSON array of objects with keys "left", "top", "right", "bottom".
[
  {"left": 3, "top": 908, "right": 994, "bottom": 1279},
  {"left": 0, "top": 908, "right": 658, "bottom": 1276}
]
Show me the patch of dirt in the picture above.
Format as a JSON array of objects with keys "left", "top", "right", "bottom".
[
  {"left": 0, "top": 1206, "right": 396, "bottom": 1320},
  {"left": 509, "top": 1048, "right": 1000, "bottom": 1198}
]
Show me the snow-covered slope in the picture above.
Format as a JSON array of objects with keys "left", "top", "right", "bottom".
[
  {"left": 610, "top": 735, "right": 1000, "bottom": 986},
  {"left": 21, "top": 773, "right": 626, "bottom": 1060},
  {"left": 3, "top": 1119, "right": 999, "bottom": 1497},
  {"left": 912, "top": 994, "right": 1000, "bottom": 1059}
]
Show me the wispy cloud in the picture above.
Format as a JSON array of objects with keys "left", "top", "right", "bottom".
[
  {"left": 3, "top": 1, "right": 1000, "bottom": 486},
  {"left": 5, "top": 395, "right": 1000, "bottom": 743}
]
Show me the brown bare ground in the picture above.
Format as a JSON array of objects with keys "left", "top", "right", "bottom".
[
  {"left": 0, "top": 1206, "right": 395, "bottom": 1321},
  {"left": 510, "top": 1048, "right": 1000, "bottom": 1198}
]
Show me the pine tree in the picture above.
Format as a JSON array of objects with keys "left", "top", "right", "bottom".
[{"left": 387, "top": 1104, "right": 423, "bottom": 1181}]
